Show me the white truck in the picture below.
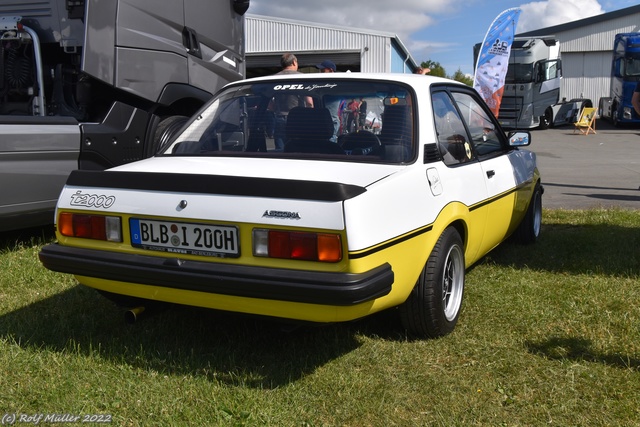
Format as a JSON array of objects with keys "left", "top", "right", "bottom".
[
  {"left": 0, "top": 0, "right": 249, "bottom": 231},
  {"left": 474, "top": 36, "right": 565, "bottom": 129}
]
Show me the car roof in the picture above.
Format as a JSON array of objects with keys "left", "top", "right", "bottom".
[{"left": 230, "top": 72, "right": 463, "bottom": 89}]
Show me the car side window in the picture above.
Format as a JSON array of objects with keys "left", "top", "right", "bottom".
[
  {"left": 432, "top": 91, "right": 472, "bottom": 166},
  {"left": 451, "top": 91, "right": 504, "bottom": 157}
]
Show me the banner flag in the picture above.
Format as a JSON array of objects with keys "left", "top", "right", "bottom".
[{"left": 473, "top": 8, "right": 521, "bottom": 118}]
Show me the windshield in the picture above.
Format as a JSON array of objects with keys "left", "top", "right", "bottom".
[
  {"left": 162, "top": 79, "right": 416, "bottom": 164},
  {"left": 623, "top": 54, "right": 640, "bottom": 78},
  {"left": 505, "top": 63, "right": 534, "bottom": 84}
]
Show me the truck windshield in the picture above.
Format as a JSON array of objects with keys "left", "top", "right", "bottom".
[
  {"left": 505, "top": 63, "right": 534, "bottom": 84},
  {"left": 623, "top": 54, "right": 640, "bottom": 77},
  {"left": 161, "top": 79, "right": 416, "bottom": 164}
]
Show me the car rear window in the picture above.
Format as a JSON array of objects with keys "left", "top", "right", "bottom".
[{"left": 162, "top": 80, "right": 416, "bottom": 164}]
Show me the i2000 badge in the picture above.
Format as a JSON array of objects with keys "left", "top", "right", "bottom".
[{"left": 69, "top": 190, "right": 116, "bottom": 209}]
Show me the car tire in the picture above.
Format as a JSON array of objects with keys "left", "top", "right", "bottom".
[
  {"left": 513, "top": 182, "right": 542, "bottom": 244},
  {"left": 399, "top": 227, "right": 465, "bottom": 338}
]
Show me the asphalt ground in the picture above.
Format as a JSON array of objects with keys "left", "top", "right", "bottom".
[{"left": 524, "top": 119, "right": 640, "bottom": 210}]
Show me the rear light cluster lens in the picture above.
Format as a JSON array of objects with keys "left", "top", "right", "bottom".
[
  {"left": 253, "top": 229, "right": 342, "bottom": 262},
  {"left": 58, "top": 213, "right": 122, "bottom": 242}
]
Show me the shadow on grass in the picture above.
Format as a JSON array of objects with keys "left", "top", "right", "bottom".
[
  {"left": 0, "top": 225, "right": 55, "bottom": 252},
  {"left": 525, "top": 336, "right": 640, "bottom": 370},
  {"left": 487, "top": 222, "right": 639, "bottom": 278},
  {"left": 0, "top": 284, "right": 407, "bottom": 388}
]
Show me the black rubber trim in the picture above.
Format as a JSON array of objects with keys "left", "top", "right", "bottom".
[
  {"left": 39, "top": 244, "right": 393, "bottom": 306},
  {"left": 65, "top": 170, "right": 367, "bottom": 202},
  {"left": 348, "top": 224, "right": 433, "bottom": 260}
]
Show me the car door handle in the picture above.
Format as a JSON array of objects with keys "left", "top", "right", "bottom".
[{"left": 486, "top": 170, "right": 495, "bottom": 179}]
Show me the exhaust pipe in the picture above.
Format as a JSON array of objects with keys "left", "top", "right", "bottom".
[
  {"left": 124, "top": 302, "right": 171, "bottom": 324},
  {"left": 124, "top": 306, "right": 145, "bottom": 324}
]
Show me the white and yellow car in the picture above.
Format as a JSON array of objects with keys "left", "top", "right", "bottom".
[{"left": 39, "top": 73, "right": 542, "bottom": 338}]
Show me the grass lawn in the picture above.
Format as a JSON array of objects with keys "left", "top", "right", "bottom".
[{"left": 1, "top": 208, "right": 639, "bottom": 426}]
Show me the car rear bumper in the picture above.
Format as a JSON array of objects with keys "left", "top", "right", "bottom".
[{"left": 39, "top": 244, "right": 394, "bottom": 306}]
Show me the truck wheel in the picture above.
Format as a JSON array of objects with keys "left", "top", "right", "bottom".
[
  {"left": 513, "top": 182, "right": 542, "bottom": 244},
  {"left": 611, "top": 103, "right": 620, "bottom": 127},
  {"left": 538, "top": 108, "right": 552, "bottom": 129},
  {"left": 399, "top": 227, "right": 465, "bottom": 338},
  {"left": 146, "top": 115, "right": 189, "bottom": 157}
]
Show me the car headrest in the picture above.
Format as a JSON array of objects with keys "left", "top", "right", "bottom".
[{"left": 286, "top": 107, "right": 334, "bottom": 142}]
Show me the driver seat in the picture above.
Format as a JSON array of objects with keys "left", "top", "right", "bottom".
[{"left": 284, "top": 107, "right": 344, "bottom": 154}]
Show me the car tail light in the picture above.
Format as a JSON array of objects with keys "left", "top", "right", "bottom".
[
  {"left": 58, "top": 213, "right": 122, "bottom": 242},
  {"left": 253, "top": 229, "right": 342, "bottom": 262}
]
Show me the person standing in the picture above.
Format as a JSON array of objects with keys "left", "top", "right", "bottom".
[
  {"left": 315, "top": 59, "right": 336, "bottom": 73},
  {"left": 358, "top": 97, "right": 367, "bottom": 129},
  {"left": 270, "top": 53, "right": 313, "bottom": 150},
  {"left": 346, "top": 99, "right": 360, "bottom": 133},
  {"left": 276, "top": 52, "right": 301, "bottom": 75}
]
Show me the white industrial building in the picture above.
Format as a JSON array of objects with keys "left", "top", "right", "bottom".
[
  {"left": 244, "top": 14, "right": 418, "bottom": 77},
  {"left": 245, "top": 5, "right": 640, "bottom": 108},
  {"left": 517, "top": 4, "right": 640, "bottom": 106}
]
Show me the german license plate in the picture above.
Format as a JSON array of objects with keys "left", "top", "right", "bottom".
[{"left": 130, "top": 218, "right": 239, "bottom": 257}]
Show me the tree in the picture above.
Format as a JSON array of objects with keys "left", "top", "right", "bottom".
[
  {"left": 418, "top": 60, "right": 473, "bottom": 87},
  {"left": 451, "top": 68, "right": 473, "bottom": 86},
  {"left": 420, "top": 60, "right": 446, "bottom": 78}
]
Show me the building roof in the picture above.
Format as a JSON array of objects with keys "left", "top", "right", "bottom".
[{"left": 517, "top": 4, "right": 640, "bottom": 37}]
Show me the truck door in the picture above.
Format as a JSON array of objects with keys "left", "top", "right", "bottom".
[
  {"left": 533, "top": 59, "right": 561, "bottom": 117},
  {"left": 84, "top": 0, "right": 189, "bottom": 103},
  {"left": 184, "top": 0, "right": 246, "bottom": 92}
]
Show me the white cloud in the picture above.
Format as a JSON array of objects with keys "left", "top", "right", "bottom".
[
  {"left": 249, "top": 0, "right": 447, "bottom": 40},
  {"left": 518, "top": 0, "right": 604, "bottom": 32},
  {"left": 250, "top": 0, "right": 606, "bottom": 46},
  {"left": 248, "top": 0, "right": 607, "bottom": 73}
]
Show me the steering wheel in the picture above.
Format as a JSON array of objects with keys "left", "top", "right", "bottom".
[{"left": 341, "top": 131, "right": 382, "bottom": 155}]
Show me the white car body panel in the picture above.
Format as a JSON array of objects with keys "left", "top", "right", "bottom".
[
  {"left": 109, "top": 156, "right": 399, "bottom": 188},
  {"left": 57, "top": 185, "right": 347, "bottom": 231}
]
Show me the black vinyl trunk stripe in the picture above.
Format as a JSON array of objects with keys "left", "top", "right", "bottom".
[{"left": 66, "top": 170, "right": 366, "bottom": 202}]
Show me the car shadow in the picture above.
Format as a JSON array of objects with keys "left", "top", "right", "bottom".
[
  {"left": 0, "top": 283, "right": 375, "bottom": 389},
  {"left": 525, "top": 336, "right": 640, "bottom": 370},
  {"left": 491, "top": 221, "right": 639, "bottom": 278},
  {"left": 0, "top": 226, "right": 411, "bottom": 388}
]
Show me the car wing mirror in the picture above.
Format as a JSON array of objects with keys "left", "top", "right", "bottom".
[{"left": 508, "top": 131, "right": 531, "bottom": 147}]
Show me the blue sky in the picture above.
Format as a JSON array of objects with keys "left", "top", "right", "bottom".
[{"left": 248, "top": 0, "right": 635, "bottom": 76}]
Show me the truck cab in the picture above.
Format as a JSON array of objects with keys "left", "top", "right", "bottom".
[
  {"left": 599, "top": 33, "right": 640, "bottom": 126},
  {"left": 0, "top": 0, "right": 249, "bottom": 231}
]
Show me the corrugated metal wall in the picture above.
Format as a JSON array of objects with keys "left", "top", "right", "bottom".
[
  {"left": 245, "top": 15, "right": 405, "bottom": 73},
  {"left": 560, "top": 52, "right": 611, "bottom": 104},
  {"left": 531, "top": 11, "right": 640, "bottom": 105}
]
